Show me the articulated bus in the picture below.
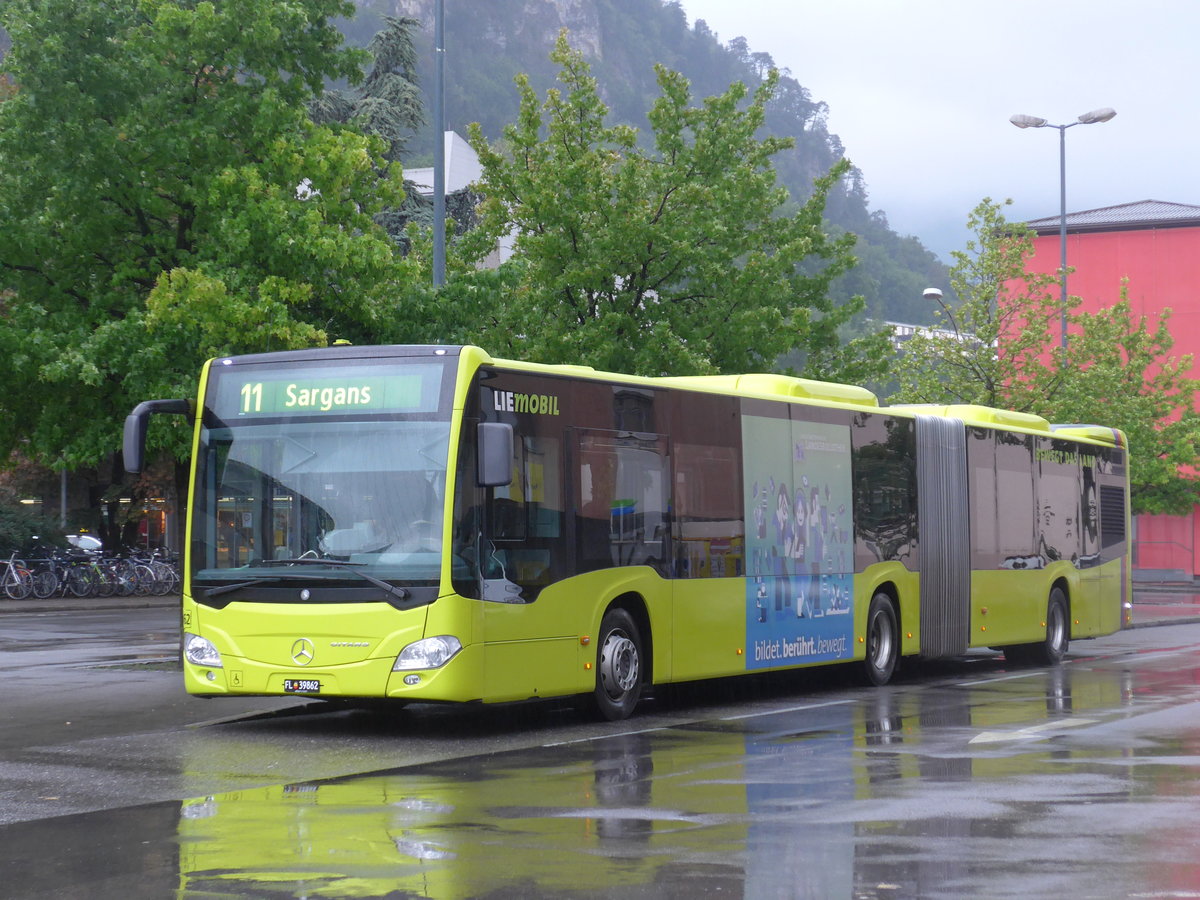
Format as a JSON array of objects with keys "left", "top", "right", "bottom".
[{"left": 123, "top": 344, "right": 1131, "bottom": 720}]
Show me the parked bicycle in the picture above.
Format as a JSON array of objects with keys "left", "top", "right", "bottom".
[
  {"left": 128, "top": 548, "right": 180, "bottom": 596},
  {"left": 2, "top": 551, "right": 34, "bottom": 600},
  {"left": 26, "top": 547, "right": 68, "bottom": 599},
  {"left": 7, "top": 543, "right": 182, "bottom": 600}
]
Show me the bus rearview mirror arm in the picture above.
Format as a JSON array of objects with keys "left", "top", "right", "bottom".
[{"left": 123, "top": 399, "right": 194, "bottom": 475}]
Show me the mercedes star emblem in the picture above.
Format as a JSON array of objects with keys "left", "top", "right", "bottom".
[{"left": 291, "top": 638, "right": 315, "bottom": 666}]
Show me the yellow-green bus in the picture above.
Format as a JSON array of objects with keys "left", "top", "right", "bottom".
[{"left": 123, "top": 344, "right": 1131, "bottom": 720}]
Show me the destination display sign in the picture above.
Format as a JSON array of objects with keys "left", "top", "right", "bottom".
[{"left": 209, "top": 363, "right": 447, "bottom": 418}]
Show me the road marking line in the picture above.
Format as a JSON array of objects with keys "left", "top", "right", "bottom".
[
  {"left": 721, "top": 699, "right": 854, "bottom": 721},
  {"left": 543, "top": 725, "right": 670, "bottom": 747},
  {"left": 970, "top": 717, "right": 1097, "bottom": 744},
  {"left": 956, "top": 672, "right": 1040, "bottom": 687}
]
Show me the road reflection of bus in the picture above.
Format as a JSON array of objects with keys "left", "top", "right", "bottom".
[
  {"left": 848, "top": 660, "right": 1139, "bottom": 896},
  {"left": 176, "top": 660, "right": 1171, "bottom": 899},
  {"left": 177, "top": 729, "right": 752, "bottom": 899}
]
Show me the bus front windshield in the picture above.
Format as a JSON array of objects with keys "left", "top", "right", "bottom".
[{"left": 192, "top": 360, "right": 454, "bottom": 591}]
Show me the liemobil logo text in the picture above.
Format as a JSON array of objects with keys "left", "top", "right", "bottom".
[{"left": 493, "top": 390, "right": 560, "bottom": 416}]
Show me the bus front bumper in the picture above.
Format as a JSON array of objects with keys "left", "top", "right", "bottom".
[{"left": 183, "top": 642, "right": 483, "bottom": 703}]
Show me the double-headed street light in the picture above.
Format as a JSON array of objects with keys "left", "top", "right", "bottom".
[{"left": 1009, "top": 107, "right": 1116, "bottom": 355}]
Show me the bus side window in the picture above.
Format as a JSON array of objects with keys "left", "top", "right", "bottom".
[
  {"left": 489, "top": 434, "right": 564, "bottom": 542},
  {"left": 851, "top": 414, "right": 916, "bottom": 568},
  {"left": 490, "top": 437, "right": 527, "bottom": 540},
  {"left": 1037, "top": 437, "right": 1081, "bottom": 565},
  {"left": 487, "top": 434, "right": 564, "bottom": 596},
  {"left": 674, "top": 442, "right": 743, "bottom": 578},
  {"left": 576, "top": 430, "right": 670, "bottom": 575}
]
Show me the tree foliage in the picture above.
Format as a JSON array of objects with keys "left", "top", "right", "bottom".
[
  {"left": 0, "top": 0, "right": 408, "bottom": 467},
  {"left": 0, "top": 457, "right": 66, "bottom": 549},
  {"left": 1050, "top": 297, "right": 1199, "bottom": 515},
  {"left": 311, "top": 15, "right": 425, "bottom": 163},
  {"left": 889, "top": 199, "right": 1065, "bottom": 408},
  {"left": 890, "top": 198, "right": 1200, "bottom": 515},
  {"left": 458, "top": 33, "right": 887, "bottom": 380}
]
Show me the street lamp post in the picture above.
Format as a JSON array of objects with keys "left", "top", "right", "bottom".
[
  {"left": 432, "top": 0, "right": 446, "bottom": 288},
  {"left": 1009, "top": 108, "right": 1116, "bottom": 356},
  {"left": 922, "top": 287, "right": 961, "bottom": 337}
]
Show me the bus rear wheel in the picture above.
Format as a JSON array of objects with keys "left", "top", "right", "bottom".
[
  {"left": 862, "top": 593, "right": 899, "bottom": 686},
  {"left": 1006, "top": 587, "right": 1069, "bottom": 667},
  {"left": 591, "top": 608, "right": 643, "bottom": 721},
  {"left": 1030, "top": 587, "right": 1070, "bottom": 666}
]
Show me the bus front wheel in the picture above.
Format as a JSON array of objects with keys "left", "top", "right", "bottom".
[
  {"left": 592, "top": 608, "right": 643, "bottom": 721},
  {"left": 862, "top": 593, "right": 899, "bottom": 686}
]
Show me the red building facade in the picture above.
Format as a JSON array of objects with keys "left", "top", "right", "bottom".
[{"left": 1024, "top": 200, "right": 1200, "bottom": 581}]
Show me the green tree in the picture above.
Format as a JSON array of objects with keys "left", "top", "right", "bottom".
[
  {"left": 1048, "top": 296, "right": 1199, "bottom": 515},
  {"left": 390, "top": 0, "right": 950, "bottom": 329},
  {"left": 0, "top": 0, "right": 407, "bottom": 469},
  {"left": 310, "top": 14, "right": 439, "bottom": 248},
  {"left": 890, "top": 198, "right": 1200, "bottom": 515},
  {"left": 457, "top": 32, "right": 887, "bottom": 380},
  {"left": 0, "top": 458, "right": 67, "bottom": 549},
  {"left": 311, "top": 15, "right": 425, "bottom": 163},
  {"left": 890, "top": 198, "right": 1065, "bottom": 407}
]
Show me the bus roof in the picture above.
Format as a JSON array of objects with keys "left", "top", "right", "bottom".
[
  {"left": 211, "top": 345, "right": 1122, "bottom": 446},
  {"left": 653, "top": 373, "right": 879, "bottom": 408}
]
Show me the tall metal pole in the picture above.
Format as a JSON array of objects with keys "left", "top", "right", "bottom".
[
  {"left": 1009, "top": 108, "right": 1116, "bottom": 362},
  {"left": 432, "top": 0, "right": 446, "bottom": 287},
  {"left": 1057, "top": 124, "right": 1068, "bottom": 353}
]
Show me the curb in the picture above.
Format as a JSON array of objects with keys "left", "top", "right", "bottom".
[
  {"left": 1, "top": 595, "right": 179, "bottom": 615},
  {"left": 1129, "top": 616, "right": 1200, "bottom": 629}
]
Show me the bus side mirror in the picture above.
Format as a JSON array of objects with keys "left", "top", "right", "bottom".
[
  {"left": 477, "top": 422, "right": 513, "bottom": 487},
  {"left": 123, "top": 399, "right": 193, "bottom": 474}
]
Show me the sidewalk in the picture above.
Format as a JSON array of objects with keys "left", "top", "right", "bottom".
[
  {"left": 1127, "top": 583, "right": 1200, "bottom": 628},
  {"left": 4, "top": 589, "right": 1200, "bottom": 627},
  {"left": 0, "top": 593, "right": 179, "bottom": 615}
]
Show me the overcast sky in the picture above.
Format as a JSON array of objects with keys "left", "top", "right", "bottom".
[{"left": 678, "top": 0, "right": 1198, "bottom": 259}]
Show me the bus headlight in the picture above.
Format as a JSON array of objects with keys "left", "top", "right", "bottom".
[
  {"left": 183, "top": 632, "right": 223, "bottom": 668},
  {"left": 394, "top": 636, "right": 462, "bottom": 671}
]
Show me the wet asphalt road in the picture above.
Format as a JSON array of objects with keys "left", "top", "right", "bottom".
[{"left": 2, "top": 605, "right": 1200, "bottom": 899}]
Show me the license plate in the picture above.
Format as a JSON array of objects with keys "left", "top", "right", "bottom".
[{"left": 283, "top": 679, "right": 321, "bottom": 694}]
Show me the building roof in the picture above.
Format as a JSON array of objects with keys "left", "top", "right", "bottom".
[
  {"left": 1026, "top": 200, "right": 1200, "bottom": 235},
  {"left": 405, "top": 131, "right": 482, "bottom": 196}
]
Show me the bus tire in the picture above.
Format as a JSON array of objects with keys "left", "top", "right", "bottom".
[
  {"left": 862, "top": 592, "right": 899, "bottom": 686},
  {"left": 591, "top": 608, "right": 643, "bottom": 721},
  {"left": 1029, "top": 587, "right": 1070, "bottom": 666}
]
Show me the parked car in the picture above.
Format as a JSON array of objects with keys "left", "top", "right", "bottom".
[{"left": 66, "top": 533, "right": 102, "bottom": 553}]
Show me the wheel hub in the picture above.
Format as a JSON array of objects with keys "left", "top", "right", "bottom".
[
  {"left": 599, "top": 632, "right": 639, "bottom": 696},
  {"left": 870, "top": 615, "right": 893, "bottom": 667}
]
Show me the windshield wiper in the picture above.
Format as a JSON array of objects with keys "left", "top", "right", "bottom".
[
  {"left": 201, "top": 576, "right": 289, "bottom": 599},
  {"left": 194, "top": 574, "right": 314, "bottom": 606},
  {"left": 255, "top": 557, "right": 410, "bottom": 602},
  {"left": 336, "top": 565, "right": 410, "bottom": 602},
  {"left": 196, "top": 578, "right": 321, "bottom": 600}
]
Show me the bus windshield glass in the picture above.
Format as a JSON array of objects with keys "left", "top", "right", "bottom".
[{"left": 192, "top": 357, "right": 455, "bottom": 590}]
